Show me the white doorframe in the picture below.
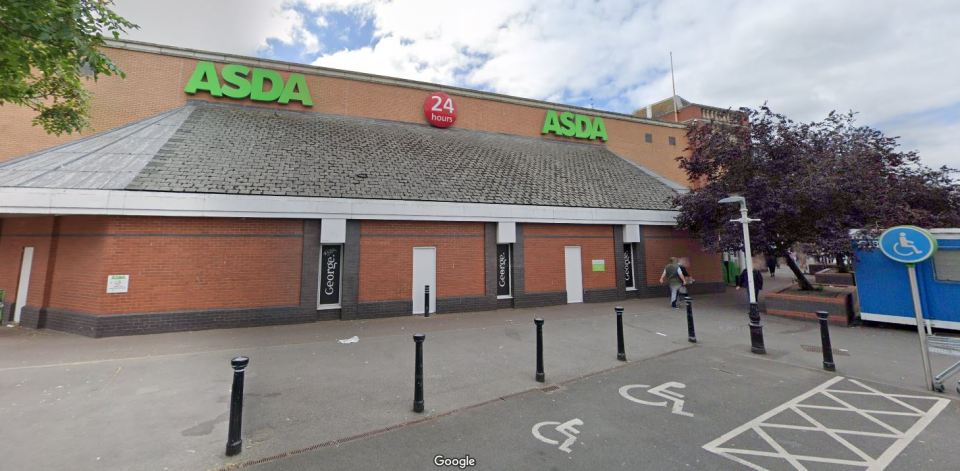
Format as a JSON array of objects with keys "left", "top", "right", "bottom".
[
  {"left": 14, "top": 246, "right": 35, "bottom": 324},
  {"left": 564, "top": 246, "right": 583, "bottom": 303},
  {"left": 412, "top": 247, "right": 437, "bottom": 314}
]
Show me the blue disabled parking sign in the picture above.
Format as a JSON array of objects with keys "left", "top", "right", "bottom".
[{"left": 879, "top": 225, "right": 937, "bottom": 264}]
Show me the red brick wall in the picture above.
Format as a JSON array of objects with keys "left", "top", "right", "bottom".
[
  {"left": 523, "top": 224, "right": 616, "bottom": 293},
  {"left": 358, "top": 221, "right": 485, "bottom": 302},
  {"left": 0, "top": 46, "right": 691, "bottom": 185},
  {"left": 643, "top": 225, "right": 722, "bottom": 285},
  {"left": 1, "top": 216, "right": 304, "bottom": 315},
  {"left": 0, "top": 217, "right": 57, "bottom": 309}
]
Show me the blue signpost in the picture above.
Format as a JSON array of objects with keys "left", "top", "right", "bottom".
[{"left": 878, "top": 225, "right": 938, "bottom": 390}]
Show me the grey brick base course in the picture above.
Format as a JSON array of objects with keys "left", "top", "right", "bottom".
[
  {"left": 357, "top": 295, "right": 495, "bottom": 319},
  {"left": 22, "top": 305, "right": 317, "bottom": 338},
  {"left": 584, "top": 288, "right": 622, "bottom": 303},
  {"left": 514, "top": 291, "right": 566, "bottom": 308}
]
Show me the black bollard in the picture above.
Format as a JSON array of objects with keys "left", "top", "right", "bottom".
[
  {"left": 816, "top": 311, "right": 836, "bottom": 371},
  {"left": 413, "top": 333, "right": 425, "bottom": 412},
  {"left": 535, "top": 318, "right": 545, "bottom": 382},
  {"left": 748, "top": 303, "right": 766, "bottom": 354},
  {"left": 424, "top": 285, "right": 431, "bottom": 317},
  {"left": 615, "top": 307, "right": 626, "bottom": 361},
  {"left": 225, "top": 356, "right": 249, "bottom": 457},
  {"left": 685, "top": 296, "right": 697, "bottom": 343}
]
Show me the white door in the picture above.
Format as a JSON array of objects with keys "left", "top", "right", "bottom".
[
  {"left": 412, "top": 247, "right": 436, "bottom": 314},
  {"left": 564, "top": 246, "right": 583, "bottom": 303},
  {"left": 14, "top": 247, "right": 34, "bottom": 323}
]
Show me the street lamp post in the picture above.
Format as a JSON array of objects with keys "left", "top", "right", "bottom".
[{"left": 719, "top": 195, "right": 765, "bottom": 354}]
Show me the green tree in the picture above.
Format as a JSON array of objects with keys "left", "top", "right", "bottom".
[{"left": 0, "top": 0, "right": 137, "bottom": 135}]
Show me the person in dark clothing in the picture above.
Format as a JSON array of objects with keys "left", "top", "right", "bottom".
[
  {"left": 736, "top": 267, "right": 764, "bottom": 302},
  {"left": 765, "top": 254, "right": 777, "bottom": 278},
  {"left": 678, "top": 257, "right": 694, "bottom": 298}
]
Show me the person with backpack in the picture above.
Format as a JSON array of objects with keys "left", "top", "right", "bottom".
[{"left": 658, "top": 257, "right": 687, "bottom": 309}]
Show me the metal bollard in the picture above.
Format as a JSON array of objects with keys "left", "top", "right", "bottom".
[
  {"left": 816, "top": 311, "right": 836, "bottom": 371},
  {"left": 749, "top": 303, "right": 766, "bottom": 354},
  {"left": 424, "top": 285, "right": 431, "bottom": 317},
  {"left": 225, "top": 356, "right": 249, "bottom": 457},
  {"left": 413, "top": 333, "right": 426, "bottom": 412},
  {"left": 535, "top": 318, "right": 545, "bottom": 382},
  {"left": 685, "top": 296, "right": 697, "bottom": 343},
  {"left": 615, "top": 307, "right": 626, "bottom": 361}
]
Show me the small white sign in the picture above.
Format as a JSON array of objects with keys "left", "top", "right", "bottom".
[{"left": 106, "top": 275, "right": 130, "bottom": 294}]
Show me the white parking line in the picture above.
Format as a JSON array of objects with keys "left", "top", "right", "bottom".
[{"left": 702, "top": 377, "right": 951, "bottom": 470}]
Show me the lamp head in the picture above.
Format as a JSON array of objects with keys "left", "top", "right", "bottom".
[{"left": 718, "top": 195, "right": 745, "bottom": 205}]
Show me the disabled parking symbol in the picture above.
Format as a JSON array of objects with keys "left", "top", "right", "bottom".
[
  {"left": 531, "top": 418, "right": 584, "bottom": 453},
  {"left": 619, "top": 381, "right": 694, "bottom": 417},
  {"left": 878, "top": 225, "right": 937, "bottom": 264}
]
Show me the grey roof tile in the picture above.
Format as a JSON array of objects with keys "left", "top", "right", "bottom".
[{"left": 127, "top": 101, "right": 678, "bottom": 210}]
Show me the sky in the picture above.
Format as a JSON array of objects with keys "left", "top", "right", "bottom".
[{"left": 113, "top": 0, "right": 959, "bottom": 169}]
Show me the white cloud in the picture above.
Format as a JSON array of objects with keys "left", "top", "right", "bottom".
[
  {"left": 113, "top": 0, "right": 319, "bottom": 56},
  {"left": 265, "top": 7, "right": 321, "bottom": 55},
  {"left": 113, "top": 0, "right": 960, "bottom": 168}
]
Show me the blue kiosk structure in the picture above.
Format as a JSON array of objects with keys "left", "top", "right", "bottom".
[{"left": 855, "top": 228, "right": 960, "bottom": 331}]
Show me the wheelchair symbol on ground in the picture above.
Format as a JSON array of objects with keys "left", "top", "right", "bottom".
[
  {"left": 531, "top": 418, "right": 584, "bottom": 453},
  {"left": 619, "top": 381, "right": 694, "bottom": 417}
]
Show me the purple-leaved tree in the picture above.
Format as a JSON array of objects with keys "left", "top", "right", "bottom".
[{"left": 673, "top": 106, "right": 960, "bottom": 291}]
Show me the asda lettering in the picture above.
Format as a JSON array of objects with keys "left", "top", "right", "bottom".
[
  {"left": 541, "top": 110, "right": 608, "bottom": 142},
  {"left": 184, "top": 61, "right": 313, "bottom": 106}
]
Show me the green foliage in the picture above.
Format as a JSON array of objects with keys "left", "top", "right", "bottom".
[{"left": 0, "top": 0, "right": 136, "bottom": 135}]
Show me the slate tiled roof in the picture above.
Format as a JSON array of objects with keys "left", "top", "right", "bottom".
[
  {"left": 0, "top": 106, "right": 191, "bottom": 189},
  {"left": 2, "top": 101, "right": 679, "bottom": 210}
]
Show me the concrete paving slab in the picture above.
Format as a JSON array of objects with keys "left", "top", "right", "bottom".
[
  {"left": 249, "top": 347, "right": 957, "bottom": 470},
  {"left": 0, "top": 280, "right": 956, "bottom": 470}
]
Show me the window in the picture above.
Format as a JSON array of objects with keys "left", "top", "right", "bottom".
[
  {"left": 668, "top": 136, "right": 677, "bottom": 146},
  {"left": 318, "top": 245, "right": 342, "bottom": 308},
  {"left": 644, "top": 133, "right": 653, "bottom": 143},
  {"left": 497, "top": 244, "right": 513, "bottom": 297},
  {"left": 624, "top": 244, "right": 636, "bottom": 290},
  {"left": 933, "top": 249, "right": 960, "bottom": 282}
]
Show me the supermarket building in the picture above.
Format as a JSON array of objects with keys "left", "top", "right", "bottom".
[{"left": 0, "top": 40, "right": 723, "bottom": 337}]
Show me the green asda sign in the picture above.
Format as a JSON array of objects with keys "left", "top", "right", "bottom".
[
  {"left": 541, "top": 110, "right": 608, "bottom": 142},
  {"left": 184, "top": 61, "right": 313, "bottom": 106}
]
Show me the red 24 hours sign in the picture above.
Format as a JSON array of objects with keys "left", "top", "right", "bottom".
[{"left": 423, "top": 92, "right": 457, "bottom": 128}]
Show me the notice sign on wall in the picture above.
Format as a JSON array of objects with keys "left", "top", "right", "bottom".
[
  {"left": 592, "top": 260, "right": 606, "bottom": 272},
  {"left": 106, "top": 275, "right": 130, "bottom": 294}
]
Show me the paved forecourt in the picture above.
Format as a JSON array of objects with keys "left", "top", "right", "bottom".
[{"left": 250, "top": 346, "right": 957, "bottom": 471}]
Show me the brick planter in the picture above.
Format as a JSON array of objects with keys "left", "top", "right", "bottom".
[
  {"left": 813, "top": 268, "right": 856, "bottom": 286},
  {"left": 807, "top": 264, "right": 834, "bottom": 275},
  {"left": 765, "top": 285, "right": 855, "bottom": 325}
]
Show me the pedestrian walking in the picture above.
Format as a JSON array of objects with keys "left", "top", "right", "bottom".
[
  {"left": 659, "top": 257, "right": 687, "bottom": 309},
  {"left": 736, "top": 266, "right": 764, "bottom": 302},
  {"left": 765, "top": 254, "right": 777, "bottom": 278}
]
